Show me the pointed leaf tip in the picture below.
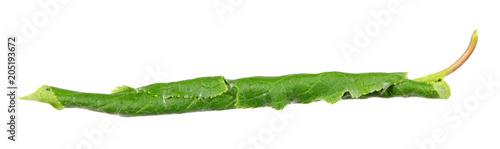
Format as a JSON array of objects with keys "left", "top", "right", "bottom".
[{"left": 21, "top": 85, "right": 65, "bottom": 110}]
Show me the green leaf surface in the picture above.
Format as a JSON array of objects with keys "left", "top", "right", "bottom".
[
  {"left": 229, "top": 72, "right": 408, "bottom": 110},
  {"left": 20, "top": 72, "right": 450, "bottom": 116}
]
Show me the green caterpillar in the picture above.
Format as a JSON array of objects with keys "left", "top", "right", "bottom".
[{"left": 21, "top": 30, "right": 478, "bottom": 117}]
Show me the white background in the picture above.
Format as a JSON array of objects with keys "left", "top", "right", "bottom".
[{"left": 1, "top": 0, "right": 500, "bottom": 149}]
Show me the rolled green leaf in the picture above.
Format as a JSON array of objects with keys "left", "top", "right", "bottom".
[
  {"left": 20, "top": 73, "right": 448, "bottom": 116},
  {"left": 20, "top": 30, "right": 478, "bottom": 117}
]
